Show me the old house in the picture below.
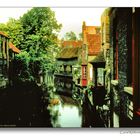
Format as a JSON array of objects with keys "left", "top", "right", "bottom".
[
  {"left": 91, "top": 8, "right": 111, "bottom": 127},
  {"left": 89, "top": 7, "right": 140, "bottom": 128},
  {"left": 54, "top": 41, "right": 82, "bottom": 96},
  {"left": 101, "top": 8, "right": 111, "bottom": 92},
  {"left": 82, "top": 21, "right": 101, "bottom": 87},
  {"left": 0, "top": 32, "right": 9, "bottom": 87},
  {"left": 131, "top": 8, "right": 140, "bottom": 126},
  {"left": 109, "top": 8, "right": 140, "bottom": 127},
  {"left": 0, "top": 32, "right": 20, "bottom": 87}
]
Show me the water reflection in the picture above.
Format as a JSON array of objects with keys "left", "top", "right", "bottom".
[
  {"left": 48, "top": 94, "right": 82, "bottom": 127},
  {"left": 0, "top": 72, "right": 104, "bottom": 127}
]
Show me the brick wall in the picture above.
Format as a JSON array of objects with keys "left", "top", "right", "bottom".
[{"left": 110, "top": 8, "right": 133, "bottom": 126}]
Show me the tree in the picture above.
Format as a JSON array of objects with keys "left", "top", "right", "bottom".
[
  {"left": 19, "top": 7, "right": 62, "bottom": 76},
  {"left": 0, "top": 18, "right": 24, "bottom": 49},
  {"left": 78, "top": 33, "right": 83, "bottom": 40},
  {"left": 20, "top": 7, "right": 62, "bottom": 54},
  {"left": 64, "top": 31, "right": 77, "bottom": 41},
  {"left": 0, "top": 7, "right": 62, "bottom": 82}
]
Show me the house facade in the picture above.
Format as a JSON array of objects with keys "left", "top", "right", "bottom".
[
  {"left": 0, "top": 32, "right": 9, "bottom": 87},
  {"left": 107, "top": 8, "right": 140, "bottom": 127},
  {"left": 0, "top": 32, "right": 20, "bottom": 88},
  {"left": 82, "top": 21, "right": 101, "bottom": 87},
  {"left": 92, "top": 7, "right": 140, "bottom": 128},
  {"left": 54, "top": 42, "right": 82, "bottom": 96}
]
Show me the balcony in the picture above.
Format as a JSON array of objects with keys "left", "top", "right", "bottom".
[{"left": 123, "top": 86, "right": 133, "bottom": 120}]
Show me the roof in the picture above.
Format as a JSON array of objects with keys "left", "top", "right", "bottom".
[
  {"left": 56, "top": 47, "right": 80, "bottom": 60},
  {"left": 62, "top": 40, "right": 82, "bottom": 48},
  {"left": 9, "top": 42, "right": 21, "bottom": 53},
  {"left": 0, "top": 31, "right": 9, "bottom": 38},
  {"left": 89, "top": 51, "right": 105, "bottom": 67},
  {"left": 84, "top": 26, "right": 100, "bottom": 34}
]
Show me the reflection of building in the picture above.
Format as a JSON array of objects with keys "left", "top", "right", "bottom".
[
  {"left": 0, "top": 32, "right": 20, "bottom": 87},
  {"left": 82, "top": 21, "right": 101, "bottom": 86}
]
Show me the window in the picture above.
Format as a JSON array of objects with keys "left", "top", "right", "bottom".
[
  {"left": 82, "top": 65, "right": 87, "bottom": 79},
  {"left": 97, "top": 68, "right": 104, "bottom": 86}
]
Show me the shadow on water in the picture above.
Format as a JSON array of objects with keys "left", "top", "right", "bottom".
[
  {"left": 0, "top": 73, "right": 105, "bottom": 127},
  {"left": 0, "top": 81, "right": 52, "bottom": 127}
]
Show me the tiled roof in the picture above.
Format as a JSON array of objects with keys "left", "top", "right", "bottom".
[
  {"left": 56, "top": 47, "right": 80, "bottom": 60},
  {"left": 9, "top": 42, "right": 21, "bottom": 53},
  {"left": 0, "top": 31, "right": 9, "bottom": 38},
  {"left": 62, "top": 41, "right": 83, "bottom": 48}
]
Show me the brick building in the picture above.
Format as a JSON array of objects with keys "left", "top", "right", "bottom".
[
  {"left": 82, "top": 21, "right": 101, "bottom": 86},
  {"left": 108, "top": 8, "right": 140, "bottom": 127}
]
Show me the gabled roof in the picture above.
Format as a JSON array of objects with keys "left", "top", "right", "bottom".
[
  {"left": 9, "top": 42, "right": 21, "bottom": 53},
  {"left": 62, "top": 40, "right": 82, "bottom": 48},
  {"left": 0, "top": 32, "right": 20, "bottom": 53},
  {"left": 56, "top": 47, "right": 80, "bottom": 60},
  {"left": 0, "top": 31, "right": 9, "bottom": 38}
]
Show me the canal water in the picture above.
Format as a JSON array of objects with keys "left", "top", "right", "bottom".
[
  {"left": 45, "top": 73, "right": 95, "bottom": 128},
  {"left": 47, "top": 84, "right": 83, "bottom": 127},
  {"left": 48, "top": 93, "right": 82, "bottom": 127},
  {"left": 0, "top": 73, "right": 102, "bottom": 127}
]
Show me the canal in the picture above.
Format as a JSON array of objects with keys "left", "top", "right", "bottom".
[{"left": 0, "top": 73, "right": 104, "bottom": 127}]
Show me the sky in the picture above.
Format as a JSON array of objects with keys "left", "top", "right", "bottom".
[
  {"left": 52, "top": 8, "right": 106, "bottom": 38},
  {"left": 0, "top": 7, "right": 106, "bottom": 38}
]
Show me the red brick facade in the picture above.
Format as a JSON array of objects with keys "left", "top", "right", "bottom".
[
  {"left": 82, "top": 21, "right": 101, "bottom": 56},
  {"left": 87, "top": 34, "right": 101, "bottom": 55}
]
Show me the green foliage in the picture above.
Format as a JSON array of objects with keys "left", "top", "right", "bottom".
[
  {"left": 13, "top": 51, "right": 33, "bottom": 82},
  {"left": 0, "top": 18, "right": 24, "bottom": 49},
  {"left": 78, "top": 33, "right": 83, "bottom": 40},
  {"left": 0, "top": 7, "right": 62, "bottom": 82},
  {"left": 85, "top": 82, "right": 94, "bottom": 95},
  {"left": 20, "top": 7, "right": 62, "bottom": 53},
  {"left": 63, "top": 31, "right": 77, "bottom": 41}
]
